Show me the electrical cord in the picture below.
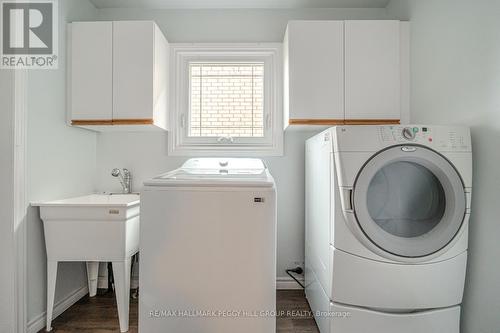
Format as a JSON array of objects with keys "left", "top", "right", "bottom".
[{"left": 286, "top": 267, "right": 305, "bottom": 289}]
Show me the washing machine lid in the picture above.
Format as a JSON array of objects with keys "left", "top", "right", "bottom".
[
  {"left": 352, "top": 145, "right": 466, "bottom": 258},
  {"left": 144, "top": 158, "right": 275, "bottom": 187}
]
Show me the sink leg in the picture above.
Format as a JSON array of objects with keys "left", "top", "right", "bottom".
[
  {"left": 86, "top": 262, "right": 99, "bottom": 297},
  {"left": 46, "top": 261, "right": 58, "bottom": 332},
  {"left": 113, "top": 258, "right": 131, "bottom": 333}
]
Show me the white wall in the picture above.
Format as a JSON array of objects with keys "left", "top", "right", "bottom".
[
  {"left": 0, "top": 71, "right": 16, "bottom": 333},
  {"left": 94, "top": 7, "right": 394, "bottom": 280},
  {"left": 97, "top": 7, "right": 391, "bottom": 42},
  {"left": 26, "top": 0, "right": 98, "bottom": 327},
  {"left": 387, "top": 1, "right": 500, "bottom": 332}
]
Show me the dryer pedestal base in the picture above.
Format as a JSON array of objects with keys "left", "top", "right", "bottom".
[
  {"left": 306, "top": 275, "right": 461, "bottom": 333},
  {"left": 328, "top": 303, "right": 460, "bottom": 333}
]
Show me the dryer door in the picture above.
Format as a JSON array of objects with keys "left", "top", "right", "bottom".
[{"left": 352, "top": 145, "right": 466, "bottom": 258}]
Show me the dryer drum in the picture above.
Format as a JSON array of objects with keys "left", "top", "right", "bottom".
[{"left": 352, "top": 144, "right": 466, "bottom": 259}]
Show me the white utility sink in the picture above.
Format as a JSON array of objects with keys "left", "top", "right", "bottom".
[
  {"left": 39, "top": 193, "right": 140, "bottom": 207},
  {"left": 34, "top": 193, "right": 140, "bottom": 333}
]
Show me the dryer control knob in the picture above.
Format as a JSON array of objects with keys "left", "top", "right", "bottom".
[{"left": 402, "top": 127, "right": 415, "bottom": 140}]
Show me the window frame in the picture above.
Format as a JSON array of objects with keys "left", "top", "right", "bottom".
[{"left": 169, "top": 43, "right": 283, "bottom": 156}]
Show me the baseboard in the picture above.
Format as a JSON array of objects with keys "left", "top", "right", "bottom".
[
  {"left": 27, "top": 285, "right": 89, "bottom": 333},
  {"left": 276, "top": 276, "right": 305, "bottom": 290}
]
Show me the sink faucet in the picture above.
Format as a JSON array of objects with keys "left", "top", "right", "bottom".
[{"left": 111, "top": 168, "right": 131, "bottom": 194}]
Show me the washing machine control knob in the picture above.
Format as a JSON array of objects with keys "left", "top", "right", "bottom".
[{"left": 402, "top": 127, "right": 416, "bottom": 140}]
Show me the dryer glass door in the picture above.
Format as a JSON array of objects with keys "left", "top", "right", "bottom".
[{"left": 352, "top": 145, "right": 466, "bottom": 258}]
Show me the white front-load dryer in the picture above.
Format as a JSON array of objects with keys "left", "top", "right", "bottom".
[{"left": 305, "top": 125, "right": 472, "bottom": 333}]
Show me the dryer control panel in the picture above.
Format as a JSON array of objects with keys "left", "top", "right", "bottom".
[
  {"left": 332, "top": 125, "right": 471, "bottom": 152},
  {"left": 378, "top": 126, "right": 471, "bottom": 151}
]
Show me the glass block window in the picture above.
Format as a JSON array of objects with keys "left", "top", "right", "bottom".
[{"left": 189, "top": 63, "right": 264, "bottom": 138}]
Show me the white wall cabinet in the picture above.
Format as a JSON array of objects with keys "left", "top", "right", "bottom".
[
  {"left": 283, "top": 21, "right": 344, "bottom": 126},
  {"left": 69, "top": 21, "right": 169, "bottom": 131},
  {"left": 70, "top": 22, "right": 113, "bottom": 122},
  {"left": 345, "top": 20, "right": 400, "bottom": 121},
  {"left": 284, "top": 20, "right": 409, "bottom": 127}
]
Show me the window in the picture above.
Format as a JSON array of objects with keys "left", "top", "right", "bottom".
[
  {"left": 189, "top": 63, "right": 264, "bottom": 138},
  {"left": 169, "top": 44, "right": 283, "bottom": 156}
]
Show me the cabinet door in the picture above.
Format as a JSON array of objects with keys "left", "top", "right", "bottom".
[
  {"left": 152, "top": 24, "right": 169, "bottom": 130},
  {"left": 113, "top": 21, "right": 154, "bottom": 121},
  {"left": 286, "top": 21, "right": 344, "bottom": 121},
  {"left": 70, "top": 22, "right": 112, "bottom": 121},
  {"left": 345, "top": 20, "right": 400, "bottom": 120}
]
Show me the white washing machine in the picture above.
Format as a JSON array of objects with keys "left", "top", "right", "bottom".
[
  {"left": 139, "top": 158, "right": 276, "bottom": 333},
  {"left": 305, "top": 125, "right": 472, "bottom": 333}
]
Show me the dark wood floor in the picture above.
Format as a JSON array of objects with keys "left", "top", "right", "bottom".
[{"left": 41, "top": 289, "right": 319, "bottom": 332}]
